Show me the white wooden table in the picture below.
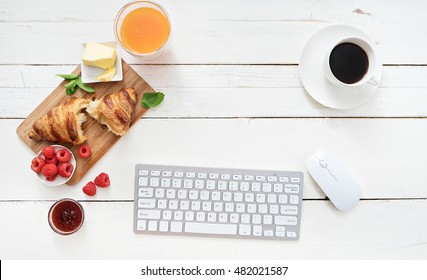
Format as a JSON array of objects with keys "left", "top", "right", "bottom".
[{"left": 1, "top": 0, "right": 426, "bottom": 259}]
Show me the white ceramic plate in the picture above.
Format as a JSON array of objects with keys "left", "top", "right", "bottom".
[
  {"left": 299, "top": 25, "right": 382, "bottom": 109},
  {"left": 81, "top": 41, "right": 123, "bottom": 84},
  {"left": 37, "top": 145, "right": 76, "bottom": 186}
]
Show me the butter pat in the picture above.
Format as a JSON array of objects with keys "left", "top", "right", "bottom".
[
  {"left": 82, "top": 43, "right": 116, "bottom": 70},
  {"left": 96, "top": 67, "right": 116, "bottom": 82}
]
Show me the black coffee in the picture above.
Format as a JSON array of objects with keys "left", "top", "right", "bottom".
[{"left": 329, "top": 42, "right": 369, "bottom": 84}]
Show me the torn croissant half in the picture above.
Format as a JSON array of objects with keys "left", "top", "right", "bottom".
[
  {"left": 28, "top": 97, "right": 90, "bottom": 145},
  {"left": 86, "top": 87, "right": 137, "bottom": 136}
]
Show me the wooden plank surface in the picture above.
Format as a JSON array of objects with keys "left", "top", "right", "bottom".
[
  {"left": 16, "top": 61, "right": 154, "bottom": 185},
  {"left": 5, "top": 118, "right": 427, "bottom": 200},
  {"left": 1, "top": 200, "right": 426, "bottom": 259}
]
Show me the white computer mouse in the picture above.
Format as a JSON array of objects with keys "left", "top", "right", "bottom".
[{"left": 307, "top": 149, "right": 362, "bottom": 211}]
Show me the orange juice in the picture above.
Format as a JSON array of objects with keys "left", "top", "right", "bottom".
[{"left": 120, "top": 7, "right": 170, "bottom": 54}]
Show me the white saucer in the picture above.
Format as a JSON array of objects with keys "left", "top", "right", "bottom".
[{"left": 299, "top": 25, "right": 382, "bottom": 109}]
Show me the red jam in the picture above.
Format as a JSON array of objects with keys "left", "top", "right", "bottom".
[{"left": 48, "top": 199, "right": 84, "bottom": 235}]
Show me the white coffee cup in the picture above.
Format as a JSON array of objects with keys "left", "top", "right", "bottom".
[{"left": 324, "top": 37, "right": 379, "bottom": 87}]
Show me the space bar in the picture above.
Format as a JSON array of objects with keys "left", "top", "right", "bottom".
[{"left": 185, "top": 223, "right": 237, "bottom": 235}]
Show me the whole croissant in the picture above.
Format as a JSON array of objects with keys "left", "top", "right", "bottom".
[
  {"left": 86, "top": 87, "right": 137, "bottom": 136},
  {"left": 28, "top": 97, "right": 90, "bottom": 145}
]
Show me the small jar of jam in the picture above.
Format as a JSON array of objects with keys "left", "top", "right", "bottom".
[{"left": 48, "top": 198, "right": 84, "bottom": 235}]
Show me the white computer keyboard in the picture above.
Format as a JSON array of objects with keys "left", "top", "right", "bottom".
[{"left": 134, "top": 164, "right": 304, "bottom": 240}]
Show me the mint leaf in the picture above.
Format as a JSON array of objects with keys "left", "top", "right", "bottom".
[
  {"left": 64, "top": 79, "right": 78, "bottom": 89},
  {"left": 57, "top": 74, "right": 79, "bottom": 80},
  {"left": 76, "top": 77, "right": 95, "bottom": 93},
  {"left": 66, "top": 85, "right": 78, "bottom": 95},
  {"left": 141, "top": 92, "right": 165, "bottom": 108}
]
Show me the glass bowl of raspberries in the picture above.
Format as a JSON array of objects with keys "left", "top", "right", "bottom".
[{"left": 31, "top": 145, "right": 76, "bottom": 186}]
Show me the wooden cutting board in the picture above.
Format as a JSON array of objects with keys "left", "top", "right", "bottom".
[{"left": 16, "top": 60, "right": 154, "bottom": 185}]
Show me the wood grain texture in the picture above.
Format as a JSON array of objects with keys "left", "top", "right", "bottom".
[
  {"left": 15, "top": 60, "right": 154, "bottom": 185},
  {"left": 1, "top": 200, "right": 426, "bottom": 259}
]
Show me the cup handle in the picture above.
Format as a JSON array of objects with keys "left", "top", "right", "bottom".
[{"left": 367, "top": 76, "right": 379, "bottom": 87}]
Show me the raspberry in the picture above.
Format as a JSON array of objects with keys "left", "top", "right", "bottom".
[
  {"left": 44, "top": 156, "right": 58, "bottom": 165},
  {"left": 57, "top": 162, "right": 74, "bottom": 178},
  {"left": 46, "top": 174, "right": 57, "bottom": 182},
  {"left": 56, "top": 148, "right": 71, "bottom": 163},
  {"left": 82, "top": 181, "right": 96, "bottom": 196},
  {"left": 94, "top": 172, "right": 110, "bottom": 188},
  {"left": 31, "top": 157, "right": 45, "bottom": 173},
  {"left": 78, "top": 145, "right": 91, "bottom": 159},
  {"left": 42, "top": 146, "right": 55, "bottom": 159},
  {"left": 41, "top": 163, "right": 57, "bottom": 177}
]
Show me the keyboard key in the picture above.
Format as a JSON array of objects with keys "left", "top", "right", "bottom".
[
  {"left": 258, "top": 205, "right": 268, "bottom": 214},
  {"left": 174, "top": 211, "right": 183, "bottom": 221},
  {"left": 280, "top": 205, "right": 298, "bottom": 215},
  {"left": 180, "top": 200, "right": 190, "bottom": 210},
  {"left": 228, "top": 182, "right": 238, "bottom": 191},
  {"left": 137, "top": 220, "right": 146, "bottom": 231},
  {"left": 171, "top": 222, "right": 183, "bottom": 232},
  {"left": 252, "top": 214, "right": 261, "bottom": 224},
  {"left": 207, "top": 213, "right": 217, "bottom": 222},
  {"left": 218, "top": 213, "right": 228, "bottom": 223},
  {"left": 221, "top": 174, "right": 231, "bottom": 180},
  {"left": 278, "top": 194, "right": 288, "bottom": 204},
  {"left": 267, "top": 194, "right": 277, "bottom": 203},
  {"left": 213, "top": 202, "right": 223, "bottom": 212},
  {"left": 212, "top": 192, "right": 221, "bottom": 201},
  {"left": 262, "top": 183, "right": 272, "bottom": 192},
  {"left": 195, "top": 180, "right": 204, "bottom": 189},
  {"left": 287, "top": 232, "right": 297, "bottom": 238},
  {"left": 139, "top": 188, "right": 153, "bottom": 198},
  {"left": 263, "top": 215, "right": 273, "bottom": 225},
  {"left": 240, "top": 182, "right": 250, "bottom": 191},
  {"left": 138, "top": 177, "right": 148, "bottom": 187},
  {"left": 177, "top": 190, "right": 187, "bottom": 199},
  {"left": 230, "top": 214, "right": 239, "bottom": 223},
  {"left": 225, "top": 203, "right": 234, "bottom": 212},
  {"left": 172, "top": 179, "right": 181, "bottom": 188},
  {"left": 163, "top": 211, "right": 172, "bottom": 220},
  {"left": 196, "top": 212, "right": 206, "bottom": 222},
  {"left": 191, "top": 201, "right": 200, "bottom": 210},
  {"left": 251, "top": 182, "right": 261, "bottom": 192},
  {"left": 253, "top": 225, "right": 262, "bottom": 236},
  {"left": 186, "top": 172, "right": 196, "bottom": 178},
  {"left": 138, "top": 199, "right": 156, "bottom": 208},
  {"left": 247, "top": 204, "right": 256, "bottom": 213},
  {"left": 270, "top": 205, "right": 279, "bottom": 214},
  {"left": 138, "top": 210, "right": 161, "bottom": 219},
  {"left": 162, "top": 171, "right": 172, "bottom": 177},
  {"left": 256, "top": 193, "right": 266, "bottom": 203},
  {"left": 189, "top": 190, "right": 198, "bottom": 200},
  {"left": 234, "top": 193, "right": 243, "bottom": 202},
  {"left": 217, "top": 181, "right": 227, "bottom": 190},
  {"left": 185, "top": 222, "right": 237, "bottom": 235},
  {"left": 256, "top": 175, "right": 266, "bottom": 181},
  {"left": 148, "top": 221, "right": 158, "bottom": 231},
  {"left": 150, "top": 178, "right": 160, "bottom": 187},
  {"left": 158, "top": 200, "right": 167, "bottom": 209},
  {"left": 166, "top": 189, "right": 176, "bottom": 199},
  {"left": 200, "top": 191, "right": 209, "bottom": 200},
  {"left": 241, "top": 214, "right": 250, "bottom": 224},
  {"left": 244, "top": 193, "right": 254, "bottom": 202},
  {"left": 198, "top": 173, "right": 207, "bottom": 179},
  {"left": 239, "top": 225, "right": 251, "bottom": 235},
  {"left": 268, "top": 176, "right": 278, "bottom": 182},
  {"left": 207, "top": 180, "right": 216, "bottom": 190},
  {"left": 290, "top": 195, "right": 299, "bottom": 205},
  {"left": 279, "top": 176, "right": 289, "bottom": 183},
  {"left": 223, "top": 192, "right": 232, "bottom": 202},
  {"left": 233, "top": 174, "right": 242, "bottom": 180},
  {"left": 139, "top": 170, "right": 149, "bottom": 176},
  {"left": 169, "top": 200, "right": 178, "bottom": 210},
  {"left": 150, "top": 170, "right": 160, "bottom": 176},
  {"left": 174, "top": 172, "right": 184, "bottom": 178},
  {"left": 202, "top": 202, "right": 212, "bottom": 211},
  {"left": 159, "top": 221, "right": 168, "bottom": 232},
  {"left": 275, "top": 215, "right": 298, "bottom": 226},
  {"left": 285, "top": 184, "right": 300, "bottom": 194},
  {"left": 264, "top": 230, "right": 274, "bottom": 237},
  {"left": 236, "top": 203, "right": 245, "bottom": 213},
  {"left": 244, "top": 175, "right": 254, "bottom": 181},
  {"left": 155, "top": 188, "right": 165, "bottom": 198},
  {"left": 291, "top": 177, "right": 301, "bottom": 183},
  {"left": 209, "top": 173, "right": 219, "bottom": 179},
  {"left": 273, "top": 184, "right": 283, "bottom": 193},
  {"left": 161, "top": 178, "right": 171, "bottom": 188},
  {"left": 183, "top": 179, "right": 193, "bottom": 188},
  {"left": 185, "top": 211, "right": 195, "bottom": 221}
]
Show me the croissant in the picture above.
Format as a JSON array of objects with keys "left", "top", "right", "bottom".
[
  {"left": 28, "top": 97, "right": 90, "bottom": 145},
  {"left": 86, "top": 87, "right": 137, "bottom": 136}
]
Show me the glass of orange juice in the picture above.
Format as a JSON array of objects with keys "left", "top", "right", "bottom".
[{"left": 114, "top": 1, "right": 171, "bottom": 59}]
